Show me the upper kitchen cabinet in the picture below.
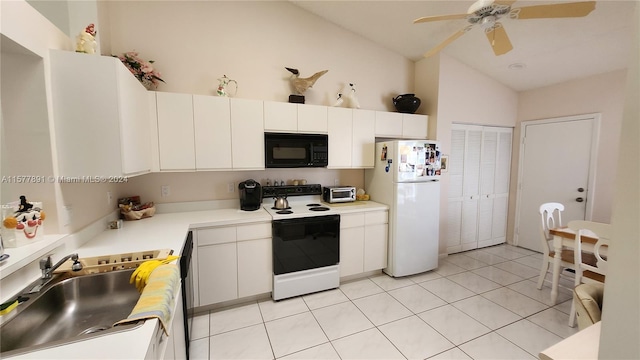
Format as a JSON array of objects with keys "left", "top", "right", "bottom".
[
  {"left": 50, "top": 50, "right": 151, "bottom": 177},
  {"left": 374, "top": 111, "right": 429, "bottom": 139},
  {"left": 264, "top": 101, "right": 328, "bottom": 134},
  {"left": 327, "top": 108, "right": 375, "bottom": 169},
  {"left": 230, "top": 98, "right": 265, "bottom": 170},
  {"left": 156, "top": 92, "right": 196, "bottom": 171},
  {"left": 193, "top": 95, "right": 232, "bottom": 170},
  {"left": 297, "top": 104, "right": 328, "bottom": 133},
  {"left": 154, "top": 94, "right": 262, "bottom": 171},
  {"left": 264, "top": 101, "right": 297, "bottom": 132}
]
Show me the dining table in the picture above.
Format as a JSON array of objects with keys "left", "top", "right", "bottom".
[{"left": 548, "top": 226, "right": 598, "bottom": 304}]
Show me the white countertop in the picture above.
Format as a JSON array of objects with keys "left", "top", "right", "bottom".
[{"left": 4, "top": 201, "right": 388, "bottom": 359}]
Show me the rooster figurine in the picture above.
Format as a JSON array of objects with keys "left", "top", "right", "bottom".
[{"left": 285, "top": 67, "right": 328, "bottom": 95}]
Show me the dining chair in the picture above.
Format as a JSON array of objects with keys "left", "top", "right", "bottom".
[
  {"left": 536, "top": 202, "right": 570, "bottom": 290},
  {"left": 567, "top": 220, "right": 610, "bottom": 327}
]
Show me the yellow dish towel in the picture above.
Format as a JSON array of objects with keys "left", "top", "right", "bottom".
[{"left": 114, "top": 263, "right": 180, "bottom": 335}]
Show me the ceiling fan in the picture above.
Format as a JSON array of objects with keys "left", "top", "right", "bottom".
[{"left": 413, "top": 0, "right": 596, "bottom": 57}]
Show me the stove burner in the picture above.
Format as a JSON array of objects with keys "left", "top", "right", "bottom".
[
  {"left": 308, "top": 206, "right": 330, "bottom": 211},
  {"left": 272, "top": 207, "right": 291, "bottom": 210},
  {"left": 276, "top": 210, "right": 293, "bottom": 214},
  {"left": 306, "top": 203, "right": 322, "bottom": 207}
]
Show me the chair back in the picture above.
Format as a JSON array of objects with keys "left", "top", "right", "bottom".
[
  {"left": 568, "top": 220, "right": 611, "bottom": 277},
  {"left": 539, "top": 202, "right": 564, "bottom": 254}
]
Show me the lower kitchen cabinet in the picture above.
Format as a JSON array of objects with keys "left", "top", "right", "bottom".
[
  {"left": 339, "top": 211, "right": 389, "bottom": 277},
  {"left": 237, "top": 238, "right": 272, "bottom": 297},
  {"left": 196, "top": 222, "right": 271, "bottom": 307},
  {"left": 198, "top": 242, "right": 238, "bottom": 305}
]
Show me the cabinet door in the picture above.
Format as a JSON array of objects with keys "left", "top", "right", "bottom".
[
  {"left": 402, "top": 114, "right": 428, "bottom": 139},
  {"left": 264, "top": 101, "right": 297, "bottom": 132},
  {"left": 237, "top": 238, "right": 272, "bottom": 297},
  {"left": 230, "top": 98, "right": 264, "bottom": 169},
  {"left": 297, "top": 104, "right": 328, "bottom": 133},
  {"left": 352, "top": 109, "right": 375, "bottom": 168},
  {"left": 364, "top": 223, "right": 388, "bottom": 272},
  {"left": 117, "top": 63, "right": 151, "bottom": 175},
  {"left": 50, "top": 50, "right": 122, "bottom": 178},
  {"left": 156, "top": 92, "right": 196, "bottom": 170},
  {"left": 340, "top": 227, "right": 364, "bottom": 277},
  {"left": 193, "top": 95, "right": 232, "bottom": 170},
  {"left": 461, "top": 127, "right": 482, "bottom": 251},
  {"left": 328, "top": 107, "right": 353, "bottom": 168},
  {"left": 375, "top": 111, "right": 403, "bottom": 137},
  {"left": 198, "top": 243, "right": 237, "bottom": 305}
]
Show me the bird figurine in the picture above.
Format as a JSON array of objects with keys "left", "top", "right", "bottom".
[
  {"left": 333, "top": 93, "right": 344, "bottom": 107},
  {"left": 347, "top": 83, "right": 360, "bottom": 109},
  {"left": 285, "top": 67, "right": 328, "bottom": 95}
]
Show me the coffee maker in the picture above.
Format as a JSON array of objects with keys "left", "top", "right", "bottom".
[{"left": 238, "top": 179, "right": 262, "bottom": 211}]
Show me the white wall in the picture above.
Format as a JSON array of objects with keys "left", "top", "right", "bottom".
[
  {"left": 415, "top": 53, "right": 518, "bottom": 254},
  {"left": 105, "top": 1, "right": 414, "bottom": 111},
  {"left": 598, "top": 3, "right": 639, "bottom": 357}
]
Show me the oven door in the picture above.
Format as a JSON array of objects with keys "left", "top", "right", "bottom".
[{"left": 272, "top": 215, "right": 340, "bottom": 275}]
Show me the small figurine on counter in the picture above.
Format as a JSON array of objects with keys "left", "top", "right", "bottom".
[{"left": 3, "top": 195, "right": 45, "bottom": 241}]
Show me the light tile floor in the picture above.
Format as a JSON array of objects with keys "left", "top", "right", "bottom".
[{"left": 189, "top": 244, "right": 579, "bottom": 360}]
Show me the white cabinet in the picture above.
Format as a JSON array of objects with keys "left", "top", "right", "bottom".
[
  {"left": 298, "top": 104, "right": 328, "bottom": 133},
  {"left": 156, "top": 92, "right": 196, "bottom": 171},
  {"left": 328, "top": 107, "right": 353, "bottom": 168},
  {"left": 327, "top": 108, "right": 375, "bottom": 169},
  {"left": 237, "top": 238, "right": 272, "bottom": 297},
  {"left": 230, "top": 98, "right": 265, "bottom": 169},
  {"left": 374, "top": 111, "right": 429, "bottom": 139},
  {"left": 155, "top": 95, "right": 263, "bottom": 171},
  {"left": 264, "top": 101, "right": 297, "bottom": 132},
  {"left": 402, "top": 113, "right": 429, "bottom": 139},
  {"left": 339, "top": 211, "right": 388, "bottom": 278},
  {"left": 193, "top": 95, "right": 232, "bottom": 170},
  {"left": 445, "top": 124, "right": 512, "bottom": 254},
  {"left": 50, "top": 50, "right": 151, "bottom": 177},
  {"left": 364, "top": 212, "right": 388, "bottom": 271},
  {"left": 352, "top": 109, "right": 376, "bottom": 168},
  {"left": 375, "top": 111, "right": 403, "bottom": 137},
  {"left": 196, "top": 222, "right": 271, "bottom": 307}
]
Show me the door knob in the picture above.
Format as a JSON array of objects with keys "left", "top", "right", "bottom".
[
  {"left": 576, "top": 197, "right": 584, "bottom": 203},
  {"left": 577, "top": 188, "right": 585, "bottom": 192}
]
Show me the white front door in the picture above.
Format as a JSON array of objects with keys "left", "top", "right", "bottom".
[{"left": 515, "top": 115, "right": 599, "bottom": 252}]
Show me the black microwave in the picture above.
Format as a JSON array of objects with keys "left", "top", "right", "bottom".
[{"left": 264, "top": 133, "right": 328, "bottom": 168}]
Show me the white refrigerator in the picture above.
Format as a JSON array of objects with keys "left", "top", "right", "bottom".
[{"left": 364, "top": 140, "right": 441, "bottom": 277}]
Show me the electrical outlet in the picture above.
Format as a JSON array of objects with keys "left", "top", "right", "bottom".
[
  {"left": 107, "top": 191, "right": 113, "bottom": 206},
  {"left": 62, "top": 205, "right": 73, "bottom": 226},
  {"left": 227, "top": 182, "right": 235, "bottom": 193},
  {"left": 161, "top": 185, "right": 170, "bottom": 197}
]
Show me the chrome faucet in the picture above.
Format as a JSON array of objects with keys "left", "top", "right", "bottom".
[{"left": 40, "top": 253, "right": 82, "bottom": 280}]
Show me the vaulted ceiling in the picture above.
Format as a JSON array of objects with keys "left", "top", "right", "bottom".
[{"left": 291, "top": 0, "right": 635, "bottom": 91}]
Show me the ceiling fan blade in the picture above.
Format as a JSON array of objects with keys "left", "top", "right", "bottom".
[
  {"left": 423, "top": 28, "right": 468, "bottom": 58},
  {"left": 494, "top": 0, "right": 517, "bottom": 6},
  {"left": 485, "top": 24, "right": 513, "bottom": 56},
  {"left": 512, "top": 1, "right": 596, "bottom": 20},
  {"left": 414, "top": 13, "right": 468, "bottom": 24}
]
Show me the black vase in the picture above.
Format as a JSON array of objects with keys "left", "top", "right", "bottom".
[{"left": 393, "top": 94, "right": 421, "bottom": 114}]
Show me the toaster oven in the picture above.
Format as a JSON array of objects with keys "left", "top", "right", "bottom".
[{"left": 322, "top": 186, "right": 356, "bottom": 203}]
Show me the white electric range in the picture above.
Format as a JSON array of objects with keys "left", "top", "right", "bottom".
[{"left": 262, "top": 184, "right": 342, "bottom": 300}]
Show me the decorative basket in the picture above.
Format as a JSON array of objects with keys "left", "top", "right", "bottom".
[{"left": 121, "top": 206, "right": 156, "bottom": 221}]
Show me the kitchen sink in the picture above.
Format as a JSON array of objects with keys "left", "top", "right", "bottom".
[{"left": 0, "top": 269, "right": 143, "bottom": 357}]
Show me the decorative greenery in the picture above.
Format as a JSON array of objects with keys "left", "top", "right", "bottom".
[{"left": 113, "top": 51, "right": 165, "bottom": 89}]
